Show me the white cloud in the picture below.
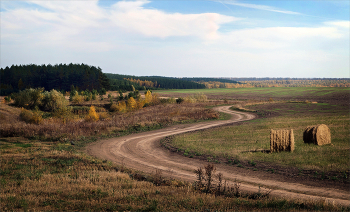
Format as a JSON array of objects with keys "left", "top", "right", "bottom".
[
  {"left": 222, "top": 1, "right": 302, "bottom": 15},
  {"left": 0, "top": 1, "right": 348, "bottom": 78},
  {"left": 109, "top": 1, "right": 239, "bottom": 39},
  {"left": 325, "top": 21, "right": 350, "bottom": 28}
]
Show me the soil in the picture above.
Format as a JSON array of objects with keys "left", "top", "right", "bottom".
[{"left": 85, "top": 106, "right": 350, "bottom": 207}]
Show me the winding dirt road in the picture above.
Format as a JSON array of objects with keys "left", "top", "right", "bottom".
[{"left": 85, "top": 106, "right": 349, "bottom": 207}]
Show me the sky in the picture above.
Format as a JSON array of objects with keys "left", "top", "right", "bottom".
[{"left": 0, "top": 0, "right": 349, "bottom": 78}]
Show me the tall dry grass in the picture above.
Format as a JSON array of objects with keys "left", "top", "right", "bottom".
[{"left": 0, "top": 103, "right": 218, "bottom": 140}]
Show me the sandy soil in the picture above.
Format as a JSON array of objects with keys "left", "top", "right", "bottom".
[{"left": 85, "top": 106, "right": 350, "bottom": 207}]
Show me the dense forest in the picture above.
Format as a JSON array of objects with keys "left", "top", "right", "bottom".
[
  {"left": 105, "top": 73, "right": 206, "bottom": 90},
  {"left": 0, "top": 64, "right": 110, "bottom": 95}
]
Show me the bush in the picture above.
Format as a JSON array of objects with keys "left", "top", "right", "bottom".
[
  {"left": 13, "top": 88, "right": 44, "bottom": 109},
  {"left": 4, "top": 96, "right": 11, "bottom": 103},
  {"left": 42, "top": 90, "right": 69, "bottom": 111},
  {"left": 71, "top": 94, "right": 84, "bottom": 104},
  {"left": 85, "top": 106, "right": 99, "bottom": 122},
  {"left": 20, "top": 108, "right": 42, "bottom": 124},
  {"left": 176, "top": 98, "right": 184, "bottom": 104},
  {"left": 109, "top": 103, "right": 118, "bottom": 112}
]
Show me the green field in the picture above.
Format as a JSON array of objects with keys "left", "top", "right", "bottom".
[
  {"left": 156, "top": 87, "right": 350, "bottom": 102},
  {"left": 168, "top": 87, "right": 349, "bottom": 177}
]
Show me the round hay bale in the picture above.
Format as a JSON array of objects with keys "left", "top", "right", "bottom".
[{"left": 303, "top": 124, "right": 331, "bottom": 145}]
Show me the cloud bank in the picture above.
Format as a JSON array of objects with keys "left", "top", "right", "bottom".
[{"left": 1, "top": 0, "right": 349, "bottom": 78}]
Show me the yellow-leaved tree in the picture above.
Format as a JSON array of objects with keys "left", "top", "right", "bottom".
[
  {"left": 117, "top": 101, "right": 127, "bottom": 113},
  {"left": 127, "top": 97, "right": 137, "bottom": 111},
  {"left": 145, "top": 90, "right": 152, "bottom": 104},
  {"left": 85, "top": 106, "right": 99, "bottom": 122}
]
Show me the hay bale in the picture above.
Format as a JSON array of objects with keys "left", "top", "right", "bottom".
[
  {"left": 303, "top": 124, "right": 331, "bottom": 145},
  {"left": 270, "top": 129, "right": 295, "bottom": 153}
]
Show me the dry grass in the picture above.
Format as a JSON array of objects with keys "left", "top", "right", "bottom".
[
  {"left": 0, "top": 103, "right": 218, "bottom": 141},
  {"left": 1, "top": 138, "right": 345, "bottom": 211}
]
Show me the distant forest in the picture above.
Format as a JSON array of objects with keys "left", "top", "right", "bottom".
[
  {"left": 0, "top": 64, "right": 110, "bottom": 95},
  {"left": 182, "top": 77, "right": 241, "bottom": 84},
  {"left": 105, "top": 74, "right": 205, "bottom": 91},
  {"left": 0, "top": 64, "right": 205, "bottom": 96}
]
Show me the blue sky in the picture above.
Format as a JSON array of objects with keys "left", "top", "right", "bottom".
[{"left": 1, "top": 0, "right": 349, "bottom": 78}]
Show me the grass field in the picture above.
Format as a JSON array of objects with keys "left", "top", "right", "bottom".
[
  {"left": 156, "top": 87, "right": 350, "bottom": 102},
  {"left": 167, "top": 88, "right": 349, "bottom": 182},
  {"left": 1, "top": 87, "right": 349, "bottom": 211},
  {"left": 3, "top": 137, "right": 342, "bottom": 211}
]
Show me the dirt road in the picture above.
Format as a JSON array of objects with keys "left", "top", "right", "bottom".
[{"left": 85, "top": 106, "right": 349, "bottom": 207}]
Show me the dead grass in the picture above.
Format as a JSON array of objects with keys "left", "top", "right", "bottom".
[
  {"left": 1, "top": 137, "right": 346, "bottom": 211},
  {"left": 0, "top": 103, "right": 219, "bottom": 141}
]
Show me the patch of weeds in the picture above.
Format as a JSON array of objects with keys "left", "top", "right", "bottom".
[
  {"left": 4, "top": 196, "right": 28, "bottom": 210},
  {"left": 267, "top": 169, "right": 275, "bottom": 173},
  {"left": 14, "top": 142, "right": 33, "bottom": 148},
  {"left": 207, "top": 157, "right": 212, "bottom": 162},
  {"left": 248, "top": 160, "right": 256, "bottom": 167},
  {"left": 342, "top": 171, "right": 347, "bottom": 179},
  {"left": 237, "top": 164, "right": 244, "bottom": 168}
]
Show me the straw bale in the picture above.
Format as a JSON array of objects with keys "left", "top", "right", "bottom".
[
  {"left": 303, "top": 124, "right": 331, "bottom": 145},
  {"left": 270, "top": 129, "right": 295, "bottom": 153}
]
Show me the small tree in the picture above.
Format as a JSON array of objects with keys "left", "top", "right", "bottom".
[
  {"left": 127, "top": 97, "right": 137, "bottom": 110},
  {"left": 85, "top": 106, "right": 99, "bottom": 122},
  {"left": 145, "top": 90, "right": 152, "bottom": 104}
]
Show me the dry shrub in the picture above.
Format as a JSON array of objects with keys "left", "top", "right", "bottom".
[
  {"left": 85, "top": 106, "right": 99, "bottom": 122},
  {"left": 109, "top": 103, "right": 118, "bottom": 112},
  {"left": 303, "top": 124, "right": 331, "bottom": 145},
  {"left": 71, "top": 94, "right": 84, "bottom": 104},
  {"left": 270, "top": 129, "right": 295, "bottom": 152},
  {"left": 19, "top": 108, "right": 42, "bottom": 125}
]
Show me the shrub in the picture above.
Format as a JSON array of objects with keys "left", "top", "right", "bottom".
[
  {"left": 13, "top": 88, "right": 44, "bottom": 109},
  {"left": 71, "top": 93, "right": 84, "bottom": 104},
  {"left": 127, "top": 97, "right": 137, "bottom": 110},
  {"left": 42, "top": 90, "right": 70, "bottom": 111},
  {"left": 145, "top": 90, "right": 152, "bottom": 104},
  {"left": 176, "top": 98, "right": 184, "bottom": 104},
  {"left": 109, "top": 103, "right": 118, "bottom": 112},
  {"left": 4, "top": 96, "right": 11, "bottom": 103},
  {"left": 85, "top": 106, "right": 99, "bottom": 122},
  {"left": 20, "top": 108, "right": 42, "bottom": 124}
]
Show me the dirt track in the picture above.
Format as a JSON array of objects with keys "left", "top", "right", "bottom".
[{"left": 85, "top": 106, "right": 350, "bottom": 207}]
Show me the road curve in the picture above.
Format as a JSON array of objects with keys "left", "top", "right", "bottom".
[{"left": 85, "top": 106, "right": 350, "bottom": 207}]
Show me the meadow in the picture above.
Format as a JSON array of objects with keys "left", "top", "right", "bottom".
[
  {"left": 164, "top": 88, "right": 349, "bottom": 184},
  {"left": 1, "top": 87, "right": 349, "bottom": 211}
]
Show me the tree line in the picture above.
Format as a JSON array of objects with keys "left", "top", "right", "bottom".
[
  {"left": 0, "top": 63, "right": 110, "bottom": 95},
  {"left": 105, "top": 73, "right": 206, "bottom": 90}
]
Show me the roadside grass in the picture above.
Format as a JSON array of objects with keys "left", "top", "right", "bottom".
[
  {"left": 2, "top": 138, "right": 345, "bottom": 211},
  {"left": 171, "top": 102, "right": 349, "bottom": 174}
]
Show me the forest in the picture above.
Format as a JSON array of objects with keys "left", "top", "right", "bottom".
[
  {"left": 0, "top": 64, "right": 110, "bottom": 95},
  {"left": 105, "top": 73, "right": 206, "bottom": 90}
]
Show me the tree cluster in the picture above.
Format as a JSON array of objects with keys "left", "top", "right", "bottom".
[{"left": 0, "top": 63, "right": 110, "bottom": 95}]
